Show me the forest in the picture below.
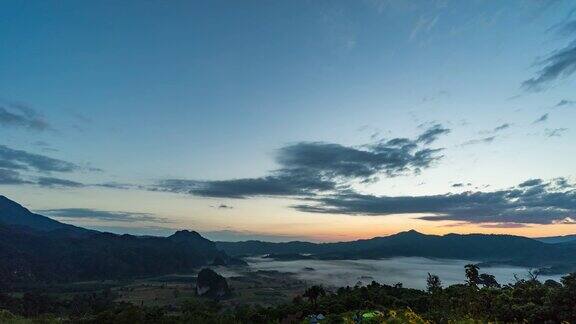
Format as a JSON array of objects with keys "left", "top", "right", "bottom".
[{"left": 1, "top": 265, "right": 575, "bottom": 323}]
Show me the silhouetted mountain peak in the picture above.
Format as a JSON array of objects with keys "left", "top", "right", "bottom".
[
  {"left": 406, "top": 229, "right": 422, "bottom": 234},
  {"left": 0, "top": 197, "right": 246, "bottom": 286},
  {"left": 393, "top": 229, "right": 426, "bottom": 238},
  {"left": 0, "top": 196, "right": 61, "bottom": 230},
  {"left": 170, "top": 230, "right": 203, "bottom": 239},
  {"left": 0, "top": 195, "right": 29, "bottom": 213},
  {"left": 0, "top": 196, "right": 92, "bottom": 236},
  {"left": 169, "top": 230, "right": 215, "bottom": 248}
]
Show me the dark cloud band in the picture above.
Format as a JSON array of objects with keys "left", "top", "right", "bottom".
[
  {"left": 522, "top": 40, "right": 576, "bottom": 92},
  {"left": 294, "top": 178, "right": 576, "bottom": 226},
  {"left": 40, "top": 208, "right": 168, "bottom": 223},
  {"left": 0, "top": 145, "right": 78, "bottom": 173},
  {"left": 0, "top": 168, "right": 30, "bottom": 185},
  {"left": 36, "top": 177, "right": 85, "bottom": 188},
  {"left": 156, "top": 125, "right": 450, "bottom": 198},
  {"left": 0, "top": 104, "right": 50, "bottom": 131}
]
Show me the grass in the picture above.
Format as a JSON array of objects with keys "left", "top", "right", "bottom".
[{"left": 4, "top": 267, "right": 311, "bottom": 312}]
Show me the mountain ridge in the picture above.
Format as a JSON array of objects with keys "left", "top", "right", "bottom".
[
  {"left": 216, "top": 230, "right": 576, "bottom": 275},
  {"left": 0, "top": 196, "right": 243, "bottom": 288},
  {"left": 0, "top": 195, "right": 92, "bottom": 235},
  {"left": 535, "top": 234, "right": 576, "bottom": 244},
  {"left": 2, "top": 194, "right": 576, "bottom": 284}
]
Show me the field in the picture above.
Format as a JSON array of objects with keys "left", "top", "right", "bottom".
[
  {"left": 5, "top": 267, "right": 311, "bottom": 310},
  {"left": 114, "top": 269, "right": 309, "bottom": 308}
]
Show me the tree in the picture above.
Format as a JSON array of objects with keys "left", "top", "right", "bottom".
[
  {"left": 479, "top": 273, "right": 500, "bottom": 288},
  {"left": 426, "top": 273, "right": 442, "bottom": 293},
  {"left": 303, "top": 285, "right": 325, "bottom": 308},
  {"left": 527, "top": 269, "right": 540, "bottom": 282},
  {"left": 465, "top": 264, "right": 480, "bottom": 286},
  {"left": 561, "top": 272, "right": 576, "bottom": 290},
  {"left": 559, "top": 273, "right": 576, "bottom": 321},
  {"left": 292, "top": 295, "right": 304, "bottom": 305},
  {"left": 544, "top": 279, "right": 562, "bottom": 289}
]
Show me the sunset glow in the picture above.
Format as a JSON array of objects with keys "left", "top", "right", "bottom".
[{"left": 1, "top": 0, "right": 575, "bottom": 242}]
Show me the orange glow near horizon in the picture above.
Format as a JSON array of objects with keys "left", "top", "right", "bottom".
[
  {"left": 3, "top": 187, "right": 575, "bottom": 243},
  {"left": 272, "top": 222, "right": 576, "bottom": 243},
  {"left": 221, "top": 213, "right": 576, "bottom": 243}
]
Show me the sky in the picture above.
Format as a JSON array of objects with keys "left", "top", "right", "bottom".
[{"left": 1, "top": 0, "right": 576, "bottom": 242}]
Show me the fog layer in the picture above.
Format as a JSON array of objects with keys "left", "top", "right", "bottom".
[{"left": 246, "top": 257, "right": 563, "bottom": 290}]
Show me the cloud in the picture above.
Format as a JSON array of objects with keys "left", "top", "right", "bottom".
[
  {"left": 202, "top": 229, "right": 314, "bottom": 243},
  {"left": 522, "top": 40, "right": 576, "bottom": 91},
  {"left": 213, "top": 204, "right": 233, "bottom": 209},
  {"left": 479, "top": 123, "right": 511, "bottom": 135},
  {"left": 41, "top": 208, "right": 169, "bottom": 223},
  {"left": 0, "top": 159, "right": 28, "bottom": 170},
  {"left": 554, "top": 177, "right": 571, "bottom": 189},
  {"left": 552, "top": 217, "right": 576, "bottom": 224},
  {"left": 0, "top": 160, "right": 140, "bottom": 190},
  {"left": 32, "top": 141, "right": 58, "bottom": 153},
  {"left": 156, "top": 125, "right": 449, "bottom": 198},
  {"left": 278, "top": 142, "right": 442, "bottom": 179},
  {"left": 493, "top": 123, "right": 511, "bottom": 132},
  {"left": 555, "top": 99, "right": 576, "bottom": 107},
  {"left": 524, "top": 9, "right": 576, "bottom": 91},
  {"left": 294, "top": 178, "right": 576, "bottom": 225},
  {"left": 518, "top": 178, "right": 543, "bottom": 187},
  {"left": 0, "top": 167, "right": 85, "bottom": 188},
  {"left": 158, "top": 170, "right": 337, "bottom": 199},
  {"left": 0, "top": 144, "right": 79, "bottom": 173},
  {"left": 0, "top": 169, "right": 29, "bottom": 185},
  {"left": 477, "top": 222, "right": 529, "bottom": 228},
  {"left": 533, "top": 113, "right": 549, "bottom": 124},
  {"left": 86, "top": 225, "right": 177, "bottom": 236},
  {"left": 0, "top": 104, "right": 51, "bottom": 131},
  {"left": 552, "top": 16, "right": 576, "bottom": 37},
  {"left": 415, "top": 123, "right": 450, "bottom": 144},
  {"left": 94, "top": 182, "right": 138, "bottom": 190},
  {"left": 545, "top": 128, "right": 568, "bottom": 137},
  {"left": 409, "top": 14, "right": 440, "bottom": 42},
  {"left": 461, "top": 136, "right": 496, "bottom": 146},
  {"left": 36, "top": 177, "right": 85, "bottom": 188}
]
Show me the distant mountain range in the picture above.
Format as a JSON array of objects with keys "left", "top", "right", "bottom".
[
  {"left": 2, "top": 195, "right": 576, "bottom": 289},
  {"left": 0, "top": 196, "right": 243, "bottom": 288},
  {"left": 216, "top": 230, "right": 576, "bottom": 275},
  {"left": 534, "top": 234, "right": 576, "bottom": 244}
]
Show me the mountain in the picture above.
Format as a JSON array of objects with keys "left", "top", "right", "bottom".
[
  {"left": 0, "top": 195, "right": 91, "bottom": 235},
  {"left": 196, "top": 268, "right": 231, "bottom": 299},
  {"left": 0, "top": 196, "right": 243, "bottom": 288},
  {"left": 3, "top": 194, "right": 576, "bottom": 287},
  {"left": 216, "top": 230, "right": 576, "bottom": 274},
  {"left": 215, "top": 240, "right": 321, "bottom": 256},
  {"left": 535, "top": 234, "right": 576, "bottom": 244}
]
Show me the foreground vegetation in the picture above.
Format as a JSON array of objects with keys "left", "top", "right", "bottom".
[{"left": 1, "top": 265, "right": 575, "bottom": 323}]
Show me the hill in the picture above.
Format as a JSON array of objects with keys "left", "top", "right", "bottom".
[
  {"left": 216, "top": 230, "right": 576, "bottom": 274},
  {"left": 0, "top": 195, "right": 92, "bottom": 236},
  {"left": 0, "top": 196, "right": 243, "bottom": 288},
  {"left": 535, "top": 234, "right": 576, "bottom": 244}
]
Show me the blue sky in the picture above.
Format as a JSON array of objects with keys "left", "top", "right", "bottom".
[{"left": 1, "top": 0, "right": 575, "bottom": 241}]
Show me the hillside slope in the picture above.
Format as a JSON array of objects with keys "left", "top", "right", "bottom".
[
  {"left": 0, "top": 195, "right": 91, "bottom": 235},
  {"left": 217, "top": 230, "right": 576, "bottom": 274},
  {"left": 0, "top": 196, "right": 242, "bottom": 287}
]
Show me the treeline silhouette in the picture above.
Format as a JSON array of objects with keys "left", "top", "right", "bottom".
[{"left": 1, "top": 265, "right": 575, "bottom": 323}]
